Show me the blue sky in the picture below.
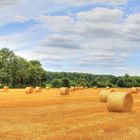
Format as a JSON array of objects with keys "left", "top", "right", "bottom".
[{"left": 0, "top": 0, "right": 140, "bottom": 75}]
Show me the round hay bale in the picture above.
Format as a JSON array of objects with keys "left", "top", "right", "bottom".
[
  {"left": 107, "top": 92, "right": 133, "bottom": 112},
  {"left": 35, "top": 87, "right": 42, "bottom": 93},
  {"left": 3, "top": 86, "right": 9, "bottom": 92},
  {"left": 94, "top": 86, "right": 97, "bottom": 89},
  {"left": 46, "top": 87, "right": 50, "bottom": 90},
  {"left": 25, "top": 87, "right": 34, "bottom": 94},
  {"left": 100, "top": 90, "right": 115, "bottom": 103},
  {"left": 106, "top": 87, "right": 110, "bottom": 90},
  {"left": 131, "top": 87, "right": 138, "bottom": 94},
  {"left": 77, "top": 86, "right": 80, "bottom": 90},
  {"left": 137, "top": 87, "right": 140, "bottom": 91},
  {"left": 85, "top": 86, "right": 88, "bottom": 89},
  {"left": 60, "top": 87, "right": 70, "bottom": 95},
  {"left": 79, "top": 86, "right": 84, "bottom": 90},
  {"left": 70, "top": 87, "right": 75, "bottom": 91}
]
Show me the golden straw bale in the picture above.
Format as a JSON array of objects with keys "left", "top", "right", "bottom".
[
  {"left": 70, "top": 87, "right": 75, "bottom": 91},
  {"left": 100, "top": 90, "right": 115, "bottom": 103},
  {"left": 35, "top": 87, "right": 42, "bottom": 93},
  {"left": 46, "top": 87, "right": 50, "bottom": 90},
  {"left": 60, "top": 87, "right": 70, "bottom": 95},
  {"left": 106, "top": 87, "right": 110, "bottom": 90},
  {"left": 131, "top": 87, "right": 138, "bottom": 94},
  {"left": 25, "top": 87, "right": 34, "bottom": 94},
  {"left": 107, "top": 92, "right": 133, "bottom": 112},
  {"left": 77, "top": 86, "right": 80, "bottom": 90},
  {"left": 137, "top": 87, "right": 140, "bottom": 91},
  {"left": 79, "top": 87, "right": 84, "bottom": 90},
  {"left": 85, "top": 86, "right": 88, "bottom": 89},
  {"left": 94, "top": 86, "right": 97, "bottom": 89},
  {"left": 3, "top": 86, "right": 9, "bottom": 92}
]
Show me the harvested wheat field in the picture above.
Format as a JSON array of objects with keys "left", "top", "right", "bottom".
[{"left": 0, "top": 88, "right": 139, "bottom": 140}]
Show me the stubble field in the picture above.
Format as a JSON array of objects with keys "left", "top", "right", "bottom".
[{"left": 0, "top": 88, "right": 139, "bottom": 140}]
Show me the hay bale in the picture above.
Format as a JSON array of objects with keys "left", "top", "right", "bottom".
[
  {"left": 46, "top": 87, "right": 50, "bottom": 90},
  {"left": 107, "top": 92, "right": 133, "bottom": 112},
  {"left": 94, "top": 86, "right": 97, "bottom": 89},
  {"left": 137, "top": 87, "right": 140, "bottom": 91},
  {"left": 25, "top": 87, "right": 34, "bottom": 94},
  {"left": 79, "top": 86, "right": 84, "bottom": 90},
  {"left": 60, "top": 87, "right": 70, "bottom": 95},
  {"left": 100, "top": 90, "right": 115, "bottom": 103},
  {"left": 3, "top": 86, "right": 9, "bottom": 92},
  {"left": 35, "top": 87, "right": 42, "bottom": 93},
  {"left": 106, "top": 87, "right": 110, "bottom": 90},
  {"left": 77, "top": 86, "right": 80, "bottom": 90},
  {"left": 131, "top": 87, "right": 138, "bottom": 94},
  {"left": 85, "top": 86, "right": 88, "bottom": 89},
  {"left": 70, "top": 87, "right": 75, "bottom": 91}
]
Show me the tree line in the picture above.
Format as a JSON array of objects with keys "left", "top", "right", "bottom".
[
  {"left": 46, "top": 72, "right": 140, "bottom": 88},
  {"left": 0, "top": 48, "right": 140, "bottom": 88}
]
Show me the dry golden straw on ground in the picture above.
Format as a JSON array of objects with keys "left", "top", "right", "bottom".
[
  {"left": 35, "top": 87, "right": 42, "bottom": 93},
  {"left": 100, "top": 89, "right": 115, "bottom": 103},
  {"left": 60, "top": 87, "right": 70, "bottom": 95},
  {"left": 25, "top": 87, "right": 34, "bottom": 94},
  {"left": 131, "top": 87, "right": 138, "bottom": 94},
  {"left": 107, "top": 92, "right": 133, "bottom": 112},
  {"left": 0, "top": 88, "right": 139, "bottom": 139}
]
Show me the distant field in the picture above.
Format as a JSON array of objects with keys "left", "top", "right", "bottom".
[{"left": 0, "top": 88, "right": 139, "bottom": 140}]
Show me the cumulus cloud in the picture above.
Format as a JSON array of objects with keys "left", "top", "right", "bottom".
[
  {"left": 37, "top": 8, "right": 124, "bottom": 39},
  {"left": 77, "top": 8, "right": 124, "bottom": 23},
  {"left": 0, "top": 32, "right": 33, "bottom": 52},
  {"left": 0, "top": 0, "right": 20, "bottom": 7},
  {"left": 14, "top": 15, "right": 29, "bottom": 23},
  {"left": 123, "top": 13, "right": 140, "bottom": 42},
  {"left": 41, "top": 34, "right": 80, "bottom": 49},
  {"left": 55, "top": 0, "right": 128, "bottom": 6},
  {"left": 0, "top": 0, "right": 140, "bottom": 75},
  {"left": 0, "top": 0, "right": 19, "bottom": 4},
  {"left": 31, "top": 7, "right": 140, "bottom": 74}
]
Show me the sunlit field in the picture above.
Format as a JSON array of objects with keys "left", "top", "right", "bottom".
[{"left": 0, "top": 88, "right": 139, "bottom": 140}]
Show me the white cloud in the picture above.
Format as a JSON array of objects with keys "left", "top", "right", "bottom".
[
  {"left": 14, "top": 15, "right": 29, "bottom": 23},
  {"left": 0, "top": 0, "right": 20, "bottom": 8},
  {"left": 37, "top": 15, "right": 75, "bottom": 32},
  {"left": 31, "top": 7, "right": 140, "bottom": 74},
  {"left": 123, "top": 13, "right": 140, "bottom": 42},
  {"left": 0, "top": 31, "right": 34, "bottom": 52},
  {"left": 55, "top": 0, "right": 128, "bottom": 6},
  {"left": 77, "top": 8, "right": 124, "bottom": 23},
  {"left": 0, "top": 1, "right": 140, "bottom": 75},
  {"left": 41, "top": 34, "right": 80, "bottom": 49}
]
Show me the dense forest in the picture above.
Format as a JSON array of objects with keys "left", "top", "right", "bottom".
[{"left": 0, "top": 48, "right": 140, "bottom": 88}]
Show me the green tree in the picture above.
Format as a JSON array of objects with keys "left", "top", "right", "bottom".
[
  {"left": 90, "top": 79, "right": 98, "bottom": 87},
  {"left": 61, "top": 78, "right": 70, "bottom": 87},
  {"left": 117, "top": 78, "right": 125, "bottom": 87},
  {"left": 51, "top": 79, "right": 62, "bottom": 88}
]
